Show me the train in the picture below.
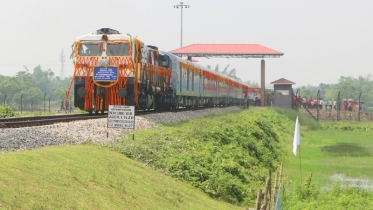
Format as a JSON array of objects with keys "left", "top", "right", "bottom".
[{"left": 65, "top": 28, "right": 250, "bottom": 114}]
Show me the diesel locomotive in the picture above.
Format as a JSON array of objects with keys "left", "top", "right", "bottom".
[{"left": 65, "top": 28, "right": 250, "bottom": 114}]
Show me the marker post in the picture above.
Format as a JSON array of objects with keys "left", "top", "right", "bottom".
[{"left": 107, "top": 105, "right": 136, "bottom": 142}]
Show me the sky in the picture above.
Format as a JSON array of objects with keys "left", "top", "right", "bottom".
[{"left": 1, "top": 0, "right": 372, "bottom": 87}]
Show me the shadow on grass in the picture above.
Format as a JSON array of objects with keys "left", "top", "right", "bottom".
[{"left": 320, "top": 143, "right": 371, "bottom": 157}]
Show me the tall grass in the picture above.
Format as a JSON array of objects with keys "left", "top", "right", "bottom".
[{"left": 111, "top": 109, "right": 293, "bottom": 206}]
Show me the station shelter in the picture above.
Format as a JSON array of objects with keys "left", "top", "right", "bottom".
[
  {"left": 270, "top": 78, "right": 295, "bottom": 109},
  {"left": 170, "top": 44, "right": 283, "bottom": 106}
]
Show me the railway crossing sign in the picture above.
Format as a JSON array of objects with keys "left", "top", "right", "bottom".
[
  {"left": 94, "top": 66, "right": 118, "bottom": 82},
  {"left": 107, "top": 105, "right": 135, "bottom": 129}
]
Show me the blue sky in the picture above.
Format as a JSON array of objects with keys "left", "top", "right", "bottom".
[{"left": 1, "top": 0, "right": 372, "bottom": 87}]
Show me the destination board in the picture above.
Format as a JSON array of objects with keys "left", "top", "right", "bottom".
[
  {"left": 107, "top": 105, "right": 135, "bottom": 129},
  {"left": 94, "top": 66, "right": 118, "bottom": 81}
]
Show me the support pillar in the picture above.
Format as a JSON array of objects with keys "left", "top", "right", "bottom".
[{"left": 261, "top": 59, "right": 265, "bottom": 106}]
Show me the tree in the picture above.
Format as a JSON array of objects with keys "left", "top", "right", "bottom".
[{"left": 54, "top": 89, "right": 67, "bottom": 102}]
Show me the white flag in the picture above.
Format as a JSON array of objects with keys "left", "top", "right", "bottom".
[{"left": 293, "top": 116, "right": 301, "bottom": 156}]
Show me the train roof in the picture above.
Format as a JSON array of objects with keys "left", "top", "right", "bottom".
[
  {"left": 76, "top": 34, "right": 131, "bottom": 41},
  {"left": 161, "top": 51, "right": 249, "bottom": 87},
  {"left": 76, "top": 28, "right": 131, "bottom": 41}
]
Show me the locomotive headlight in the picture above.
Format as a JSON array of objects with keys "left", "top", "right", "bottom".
[{"left": 98, "top": 57, "right": 109, "bottom": 66}]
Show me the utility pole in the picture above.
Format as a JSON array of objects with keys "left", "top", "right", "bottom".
[
  {"left": 60, "top": 49, "right": 65, "bottom": 79},
  {"left": 174, "top": 2, "right": 190, "bottom": 47}
]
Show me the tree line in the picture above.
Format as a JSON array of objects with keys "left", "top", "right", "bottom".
[{"left": 0, "top": 65, "right": 71, "bottom": 107}]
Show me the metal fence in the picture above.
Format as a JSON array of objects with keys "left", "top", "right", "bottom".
[
  {"left": 296, "top": 89, "right": 372, "bottom": 122},
  {"left": 273, "top": 188, "right": 282, "bottom": 210},
  {"left": 1, "top": 94, "right": 73, "bottom": 114}
]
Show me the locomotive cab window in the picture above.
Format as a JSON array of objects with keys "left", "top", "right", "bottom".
[
  {"left": 79, "top": 44, "right": 102, "bottom": 56},
  {"left": 160, "top": 60, "right": 169, "bottom": 68},
  {"left": 159, "top": 54, "right": 170, "bottom": 68},
  {"left": 107, "top": 43, "right": 130, "bottom": 56}
]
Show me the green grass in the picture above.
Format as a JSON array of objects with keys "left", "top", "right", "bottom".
[
  {"left": 0, "top": 144, "right": 242, "bottom": 210},
  {"left": 281, "top": 128, "right": 373, "bottom": 209},
  {"left": 283, "top": 127, "right": 373, "bottom": 188},
  {"left": 272, "top": 107, "right": 321, "bottom": 130}
]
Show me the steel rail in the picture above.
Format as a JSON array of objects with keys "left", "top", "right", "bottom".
[
  {"left": 0, "top": 114, "right": 93, "bottom": 123},
  {"left": 0, "top": 115, "right": 107, "bottom": 128}
]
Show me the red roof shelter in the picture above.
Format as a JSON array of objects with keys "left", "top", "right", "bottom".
[
  {"left": 270, "top": 78, "right": 296, "bottom": 85},
  {"left": 169, "top": 44, "right": 284, "bottom": 106},
  {"left": 270, "top": 78, "right": 295, "bottom": 109},
  {"left": 170, "top": 44, "right": 283, "bottom": 58}
]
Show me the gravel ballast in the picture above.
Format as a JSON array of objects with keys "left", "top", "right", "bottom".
[{"left": 0, "top": 107, "right": 241, "bottom": 152}]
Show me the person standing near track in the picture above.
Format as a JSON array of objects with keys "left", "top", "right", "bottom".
[{"left": 66, "top": 99, "right": 69, "bottom": 111}]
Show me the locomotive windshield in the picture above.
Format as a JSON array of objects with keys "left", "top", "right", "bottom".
[
  {"left": 79, "top": 43, "right": 102, "bottom": 56},
  {"left": 107, "top": 43, "right": 130, "bottom": 56},
  {"left": 78, "top": 42, "right": 130, "bottom": 56}
]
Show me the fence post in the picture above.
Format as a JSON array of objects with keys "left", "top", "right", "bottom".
[
  {"left": 337, "top": 91, "right": 341, "bottom": 121},
  {"left": 255, "top": 189, "right": 262, "bottom": 210},
  {"left": 49, "top": 96, "right": 51, "bottom": 113},
  {"left": 358, "top": 92, "right": 361, "bottom": 122},
  {"left": 262, "top": 170, "right": 272, "bottom": 210},
  {"left": 21, "top": 94, "right": 23, "bottom": 114},
  {"left": 272, "top": 172, "right": 279, "bottom": 210},
  {"left": 317, "top": 90, "right": 320, "bottom": 121},
  {"left": 280, "top": 162, "right": 283, "bottom": 185},
  {"left": 44, "top": 93, "right": 46, "bottom": 113},
  {"left": 3, "top": 94, "right": 6, "bottom": 106},
  {"left": 31, "top": 98, "right": 33, "bottom": 112}
]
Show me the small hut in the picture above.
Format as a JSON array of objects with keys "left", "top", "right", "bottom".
[{"left": 270, "top": 78, "right": 296, "bottom": 109}]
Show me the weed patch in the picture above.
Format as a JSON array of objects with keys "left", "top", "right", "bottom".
[
  {"left": 111, "top": 109, "right": 293, "bottom": 206},
  {"left": 320, "top": 142, "right": 372, "bottom": 157}
]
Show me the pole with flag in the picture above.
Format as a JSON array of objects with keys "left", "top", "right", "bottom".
[{"left": 293, "top": 116, "right": 302, "bottom": 182}]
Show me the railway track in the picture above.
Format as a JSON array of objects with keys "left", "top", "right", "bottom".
[
  {"left": 0, "top": 114, "right": 108, "bottom": 128},
  {"left": 0, "top": 106, "right": 230, "bottom": 129}
]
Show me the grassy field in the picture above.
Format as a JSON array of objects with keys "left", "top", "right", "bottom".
[
  {"left": 284, "top": 128, "right": 373, "bottom": 188},
  {"left": 271, "top": 108, "right": 373, "bottom": 208},
  {"left": 3, "top": 107, "right": 373, "bottom": 209},
  {"left": 0, "top": 144, "right": 242, "bottom": 210},
  {"left": 272, "top": 107, "right": 373, "bottom": 187}
]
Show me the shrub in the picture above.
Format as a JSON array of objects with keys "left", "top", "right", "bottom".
[
  {"left": 111, "top": 109, "right": 293, "bottom": 206},
  {"left": 282, "top": 181, "right": 373, "bottom": 209},
  {"left": 0, "top": 106, "right": 15, "bottom": 118}
]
